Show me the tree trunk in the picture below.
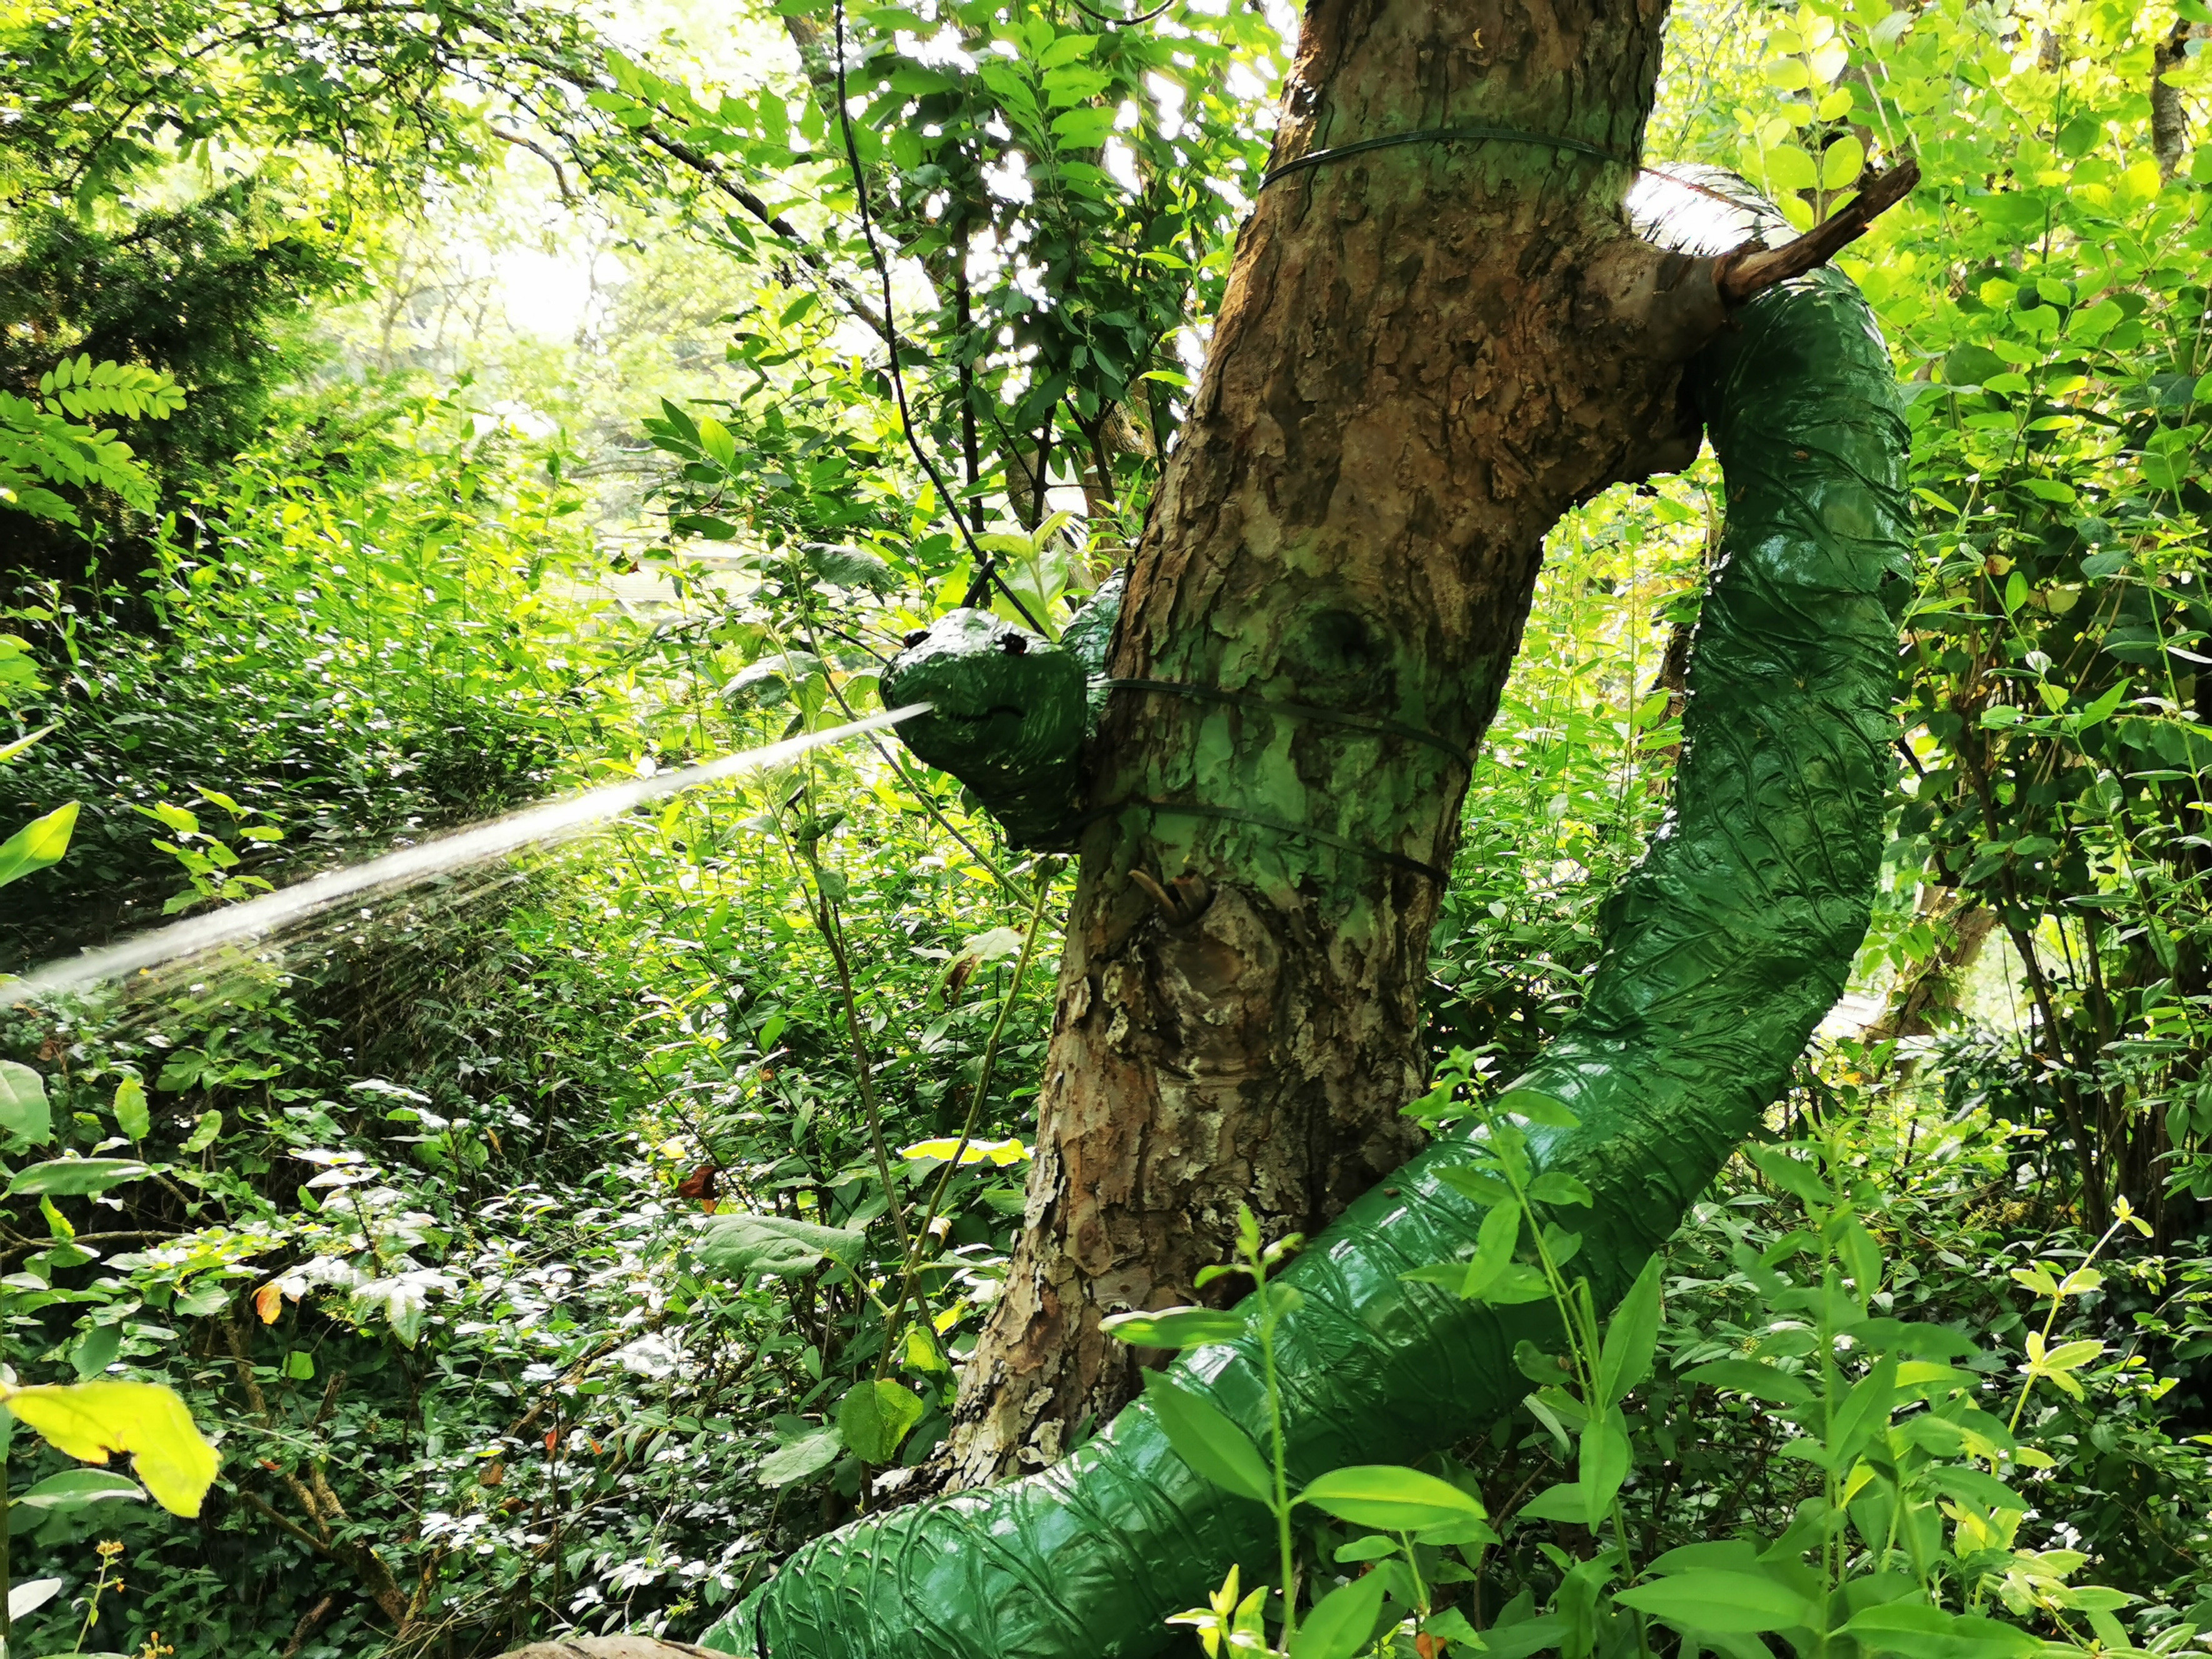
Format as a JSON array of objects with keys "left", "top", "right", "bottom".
[
  {"left": 2153, "top": 17, "right": 2203, "bottom": 183},
  {"left": 948, "top": 0, "right": 1722, "bottom": 1485},
  {"left": 1864, "top": 886, "right": 1996, "bottom": 1046}
]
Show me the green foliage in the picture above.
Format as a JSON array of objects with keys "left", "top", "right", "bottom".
[
  {"left": 1, "top": 1378, "right": 219, "bottom": 1518},
  {"left": 1146, "top": 1060, "right": 2212, "bottom": 1659},
  {"left": 1661, "top": 0, "right": 2212, "bottom": 1229},
  {"left": 0, "top": 194, "right": 350, "bottom": 584},
  {"left": 0, "top": 0, "right": 2206, "bottom": 1652},
  {"left": 0, "top": 358, "right": 181, "bottom": 527}
]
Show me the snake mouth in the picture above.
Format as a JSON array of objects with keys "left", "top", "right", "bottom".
[{"left": 927, "top": 704, "right": 1028, "bottom": 726}]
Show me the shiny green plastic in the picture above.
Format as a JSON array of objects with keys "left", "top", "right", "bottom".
[
  {"left": 705, "top": 169, "right": 1909, "bottom": 1659},
  {"left": 879, "top": 570, "right": 1124, "bottom": 850}
]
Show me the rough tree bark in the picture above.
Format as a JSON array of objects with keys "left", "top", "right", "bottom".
[
  {"left": 2153, "top": 16, "right": 2203, "bottom": 183},
  {"left": 944, "top": 0, "right": 1741, "bottom": 1485}
]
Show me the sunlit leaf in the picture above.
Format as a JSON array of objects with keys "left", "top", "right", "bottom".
[
  {"left": 0, "top": 1059, "right": 53, "bottom": 1147},
  {"left": 1297, "top": 1465, "right": 1485, "bottom": 1531},
  {"left": 1, "top": 1380, "right": 220, "bottom": 1516}
]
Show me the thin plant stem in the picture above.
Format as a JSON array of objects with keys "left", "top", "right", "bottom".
[
  {"left": 1249, "top": 1246, "right": 1299, "bottom": 1646},
  {"left": 1, "top": 1419, "right": 12, "bottom": 1656},
  {"left": 875, "top": 863, "right": 1056, "bottom": 1371},
  {"left": 798, "top": 848, "right": 917, "bottom": 1304}
]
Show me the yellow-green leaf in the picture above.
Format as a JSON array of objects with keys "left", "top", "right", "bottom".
[
  {"left": 0, "top": 724, "right": 54, "bottom": 765},
  {"left": 1821, "top": 134, "right": 1866, "bottom": 192},
  {"left": 1, "top": 1380, "right": 220, "bottom": 1516},
  {"left": 113, "top": 1075, "right": 150, "bottom": 1141},
  {"left": 0, "top": 1060, "right": 52, "bottom": 1146},
  {"left": 2036, "top": 1340, "right": 2104, "bottom": 1373},
  {"left": 0, "top": 801, "right": 77, "bottom": 889},
  {"left": 1764, "top": 144, "right": 1820, "bottom": 193},
  {"left": 1298, "top": 1464, "right": 1486, "bottom": 1531}
]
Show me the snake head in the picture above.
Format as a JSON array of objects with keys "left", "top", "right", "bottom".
[{"left": 882, "top": 609, "right": 1091, "bottom": 850}]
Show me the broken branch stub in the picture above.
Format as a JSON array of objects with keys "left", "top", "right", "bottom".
[{"left": 1716, "top": 156, "right": 1922, "bottom": 306}]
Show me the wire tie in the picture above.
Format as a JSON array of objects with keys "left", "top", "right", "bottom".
[
  {"left": 1259, "top": 125, "right": 1633, "bottom": 190},
  {"left": 1084, "top": 797, "right": 1449, "bottom": 885},
  {"left": 1103, "top": 678, "right": 1473, "bottom": 769}
]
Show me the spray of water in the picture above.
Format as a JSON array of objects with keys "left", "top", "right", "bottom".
[{"left": 6, "top": 703, "right": 931, "bottom": 1008}]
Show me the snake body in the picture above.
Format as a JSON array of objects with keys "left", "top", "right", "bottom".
[{"left": 708, "top": 167, "right": 1910, "bottom": 1659}]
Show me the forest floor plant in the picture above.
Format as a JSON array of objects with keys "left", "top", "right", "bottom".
[{"left": 1114, "top": 1053, "right": 2211, "bottom": 1659}]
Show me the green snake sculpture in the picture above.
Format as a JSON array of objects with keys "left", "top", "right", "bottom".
[
  {"left": 704, "top": 165, "right": 1911, "bottom": 1659},
  {"left": 879, "top": 566, "right": 1124, "bottom": 851}
]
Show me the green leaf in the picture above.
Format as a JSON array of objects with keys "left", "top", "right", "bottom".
[
  {"left": 7, "top": 1158, "right": 150, "bottom": 1196},
  {"left": 1496, "top": 1089, "right": 1579, "bottom": 1128},
  {"left": 695, "top": 414, "right": 738, "bottom": 469},
  {"left": 1479, "top": 1263, "right": 1558, "bottom": 1305},
  {"left": 1436, "top": 1164, "right": 1514, "bottom": 1207},
  {"left": 2034, "top": 1337, "right": 2104, "bottom": 1372},
  {"left": 0, "top": 724, "right": 54, "bottom": 765},
  {"left": 1457, "top": 1196, "right": 1523, "bottom": 1298},
  {"left": 1529, "top": 1170, "right": 1593, "bottom": 1207},
  {"left": 1517, "top": 1481, "right": 1588, "bottom": 1524},
  {"left": 697, "top": 1212, "right": 866, "bottom": 1280},
  {"left": 1048, "top": 106, "right": 1116, "bottom": 147},
  {"left": 1036, "top": 31, "right": 1098, "bottom": 67},
  {"left": 179, "top": 1109, "right": 222, "bottom": 1154},
  {"left": 355, "top": 1276, "right": 430, "bottom": 1346},
  {"left": 1101, "top": 1305, "right": 1246, "bottom": 1349},
  {"left": 1297, "top": 1464, "right": 1486, "bottom": 1531},
  {"left": 903, "top": 1323, "right": 947, "bottom": 1374},
  {"left": 837, "top": 1379, "right": 925, "bottom": 1463},
  {"left": 1424, "top": 1608, "right": 1483, "bottom": 1648},
  {"left": 1483, "top": 1613, "right": 1571, "bottom": 1659},
  {"left": 1821, "top": 134, "right": 1866, "bottom": 191},
  {"left": 13, "top": 1468, "right": 144, "bottom": 1511},
  {"left": 805, "top": 543, "right": 897, "bottom": 592},
  {"left": 1143, "top": 1373, "right": 1273, "bottom": 1505},
  {"left": 1598, "top": 1256, "right": 1663, "bottom": 1407},
  {"left": 1288, "top": 1567, "right": 1386, "bottom": 1659},
  {"left": 1839, "top": 1318, "right": 1981, "bottom": 1361},
  {"left": 1578, "top": 1408, "right": 1631, "bottom": 1518},
  {"left": 1684, "top": 1357, "right": 1815, "bottom": 1406},
  {"left": 1, "top": 1380, "right": 219, "bottom": 1516},
  {"left": 1765, "top": 143, "right": 1819, "bottom": 192},
  {"left": 1539, "top": 1224, "right": 1582, "bottom": 1268},
  {"left": 758, "top": 1426, "right": 842, "bottom": 1486},
  {"left": 1749, "top": 1145, "right": 1834, "bottom": 1208},
  {"left": 1929, "top": 1466, "right": 2026, "bottom": 1514},
  {"left": 70, "top": 1323, "right": 121, "bottom": 1380},
  {"left": 1828, "top": 1357, "right": 1899, "bottom": 1461},
  {"left": 1841, "top": 1601, "right": 2041, "bottom": 1659},
  {"left": 1941, "top": 344, "right": 2007, "bottom": 389},
  {"left": 0, "top": 1060, "right": 53, "bottom": 1147},
  {"left": 1614, "top": 1570, "right": 1814, "bottom": 1633},
  {"left": 111, "top": 1075, "right": 149, "bottom": 1141},
  {"left": 0, "top": 801, "right": 76, "bottom": 889},
  {"left": 1334, "top": 1535, "right": 1399, "bottom": 1563},
  {"left": 154, "top": 1050, "right": 206, "bottom": 1093},
  {"left": 1837, "top": 1219, "right": 1881, "bottom": 1301}
]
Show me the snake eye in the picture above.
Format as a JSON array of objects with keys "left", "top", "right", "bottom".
[
  {"left": 998, "top": 634, "right": 1029, "bottom": 656},
  {"left": 903, "top": 630, "right": 930, "bottom": 648}
]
